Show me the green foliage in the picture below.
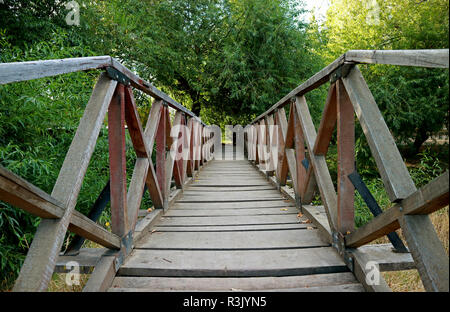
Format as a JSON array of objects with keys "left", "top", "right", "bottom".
[
  {"left": 319, "top": 0, "right": 449, "bottom": 158},
  {"left": 0, "top": 30, "right": 104, "bottom": 290},
  {"left": 79, "top": 0, "right": 319, "bottom": 125}
]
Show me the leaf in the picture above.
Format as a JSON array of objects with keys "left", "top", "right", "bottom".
[
  {"left": 297, "top": 213, "right": 303, "bottom": 218},
  {"left": 307, "top": 226, "right": 314, "bottom": 230},
  {"left": 280, "top": 208, "right": 288, "bottom": 211}
]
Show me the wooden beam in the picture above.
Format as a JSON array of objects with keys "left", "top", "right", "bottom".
[
  {"left": 347, "top": 248, "right": 392, "bottom": 292},
  {"left": 125, "top": 97, "right": 163, "bottom": 230},
  {"left": 123, "top": 87, "right": 148, "bottom": 158},
  {"left": 313, "top": 83, "right": 337, "bottom": 156},
  {"left": 0, "top": 166, "right": 121, "bottom": 249},
  {"left": 13, "top": 73, "right": 117, "bottom": 292},
  {"left": 83, "top": 254, "right": 117, "bottom": 292},
  {"left": 345, "top": 171, "right": 449, "bottom": 248},
  {"left": 0, "top": 56, "right": 112, "bottom": 85},
  {"left": 293, "top": 104, "right": 308, "bottom": 201},
  {"left": 342, "top": 66, "right": 417, "bottom": 202},
  {"left": 399, "top": 215, "right": 449, "bottom": 292},
  {"left": 345, "top": 49, "right": 449, "bottom": 68},
  {"left": 295, "top": 95, "right": 338, "bottom": 233},
  {"left": 155, "top": 105, "right": 167, "bottom": 205},
  {"left": 108, "top": 84, "right": 128, "bottom": 237},
  {"left": 351, "top": 244, "right": 415, "bottom": 272},
  {"left": 336, "top": 80, "right": 355, "bottom": 234},
  {"left": 275, "top": 109, "right": 288, "bottom": 186}
]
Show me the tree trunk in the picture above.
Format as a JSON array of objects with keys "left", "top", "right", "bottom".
[
  {"left": 191, "top": 101, "right": 201, "bottom": 117},
  {"left": 410, "top": 126, "right": 429, "bottom": 157}
]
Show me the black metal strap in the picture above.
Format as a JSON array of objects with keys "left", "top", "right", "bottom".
[{"left": 348, "top": 170, "right": 409, "bottom": 253}]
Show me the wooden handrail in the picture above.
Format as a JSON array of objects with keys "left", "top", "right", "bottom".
[
  {"left": 0, "top": 56, "right": 204, "bottom": 124},
  {"left": 247, "top": 49, "right": 449, "bottom": 292},
  {"left": 0, "top": 56, "right": 212, "bottom": 291}
]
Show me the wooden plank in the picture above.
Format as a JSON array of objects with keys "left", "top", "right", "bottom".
[
  {"left": 185, "top": 186, "right": 276, "bottom": 191},
  {"left": 345, "top": 49, "right": 449, "bottom": 68},
  {"left": 154, "top": 224, "right": 310, "bottom": 232},
  {"left": 0, "top": 56, "right": 112, "bottom": 85},
  {"left": 172, "top": 114, "right": 185, "bottom": 188},
  {"left": 157, "top": 214, "right": 304, "bottom": 227},
  {"left": 55, "top": 248, "right": 108, "bottom": 274},
  {"left": 118, "top": 247, "right": 348, "bottom": 277},
  {"left": 346, "top": 249, "right": 392, "bottom": 292},
  {"left": 143, "top": 102, "right": 164, "bottom": 210},
  {"left": 313, "top": 83, "right": 337, "bottom": 155},
  {"left": 252, "top": 54, "right": 345, "bottom": 123},
  {"left": 302, "top": 205, "right": 332, "bottom": 244},
  {"left": 108, "top": 84, "right": 128, "bottom": 237},
  {"left": 182, "top": 189, "right": 281, "bottom": 196},
  {"left": 137, "top": 229, "right": 327, "bottom": 250},
  {"left": 164, "top": 207, "right": 299, "bottom": 217},
  {"left": 0, "top": 167, "right": 121, "bottom": 250},
  {"left": 342, "top": 66, "right": 416, "bottom": 202},
  {"left": 275, "top": 109, "right": 289, "bottom": 186},
  {"left": 155, "top": 105, "right": 168, "bottom": 205},
  {"left": 165, "top": 111, "right": 183, "bottom": 203},
  {"left": 351, "top": 244, "right": 415, "bottom": 272},
  {"left": 293, "top": 103, "right": 308, "bottom": 200},
  {"left": 345, "top": 171, "right": 449, "bottom": 248},
  {"left": 109, "top": 283, "right": 364, "bottom": 292},
  {"left": 336, "top": 80, "right": 355, "bottom": 234},
  {"left": 295, "top": 95, "right": 338, "bottom": 233},
  {"left": 13, "top": 73, "right": 117, "bottom": 292},
  {"left": 173, "top": 201, "right": 294, "bottom": 209},
  {"left": 111, "top": 272, "right": 359, "bottom": 291},
  {"left": 398, "top": 215, "right": 449, "bottom": 292},
  {"left": 83, "top": 255, "right": 117, "bottom": 292},
  {"left": 123, "top": 87, "right": 147, "bottom": 157}
]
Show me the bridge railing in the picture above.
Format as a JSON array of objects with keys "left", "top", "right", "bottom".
[
  {"left": 245, "top": 49, "right": 449, "bottom": 292},
  {"left": 0, "top": 57, "right": 213, "bottom": 291}
]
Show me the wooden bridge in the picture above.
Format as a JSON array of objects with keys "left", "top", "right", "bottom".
[{"left": 0, "top": 49, "right": 448, "bottom": 292}]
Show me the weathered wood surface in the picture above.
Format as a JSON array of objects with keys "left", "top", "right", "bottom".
[
  {"left": 109, "top": 159, "right": 363, "bottom": 291},
  {"left": 118, "top": 247, "right": 348, "bottom": 277},
  {"left": 0, "top": 166, "right": 121, "bottom": 249},
  {"left": 137, "top": 229, "right": 327, "bottom": 250},
  {"left": 345, "top": 171, "right": 449, "bottom": 247},
  {"left": 342, "top": 66, "right": 416, "bottom": 202},
  {"left": 13, "top": 74, "right": 117, "bottom": 292},
  {"left": 110, "top": 272, "right": 359, "bottom": 291},
  {"left": 345, "top": 49, "right": 449, "bottom": 68}
]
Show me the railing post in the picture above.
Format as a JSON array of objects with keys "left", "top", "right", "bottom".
[
  {"left": 108, "top": 84, "right": 129, "bottom": 237},
  {"left": 156, "top": 104, "right": 168, "bottom": 209},
  {"left": 336, "top": 79, "right": 355, "bottom": 234}
]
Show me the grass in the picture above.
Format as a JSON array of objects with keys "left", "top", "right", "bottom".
[{"left": 379, "top": 206, "right": 449, "bottom": 292}]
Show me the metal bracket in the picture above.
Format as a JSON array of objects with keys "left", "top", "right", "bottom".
[
  {"left": 106, "top": 66, "right": 131, "bottom": 85},
  {"left": 332, "top": 231, "right": 346, "bottom": 256},
  {"left": 330, "top": 62, "right": 355, "bottom": 84},
  {"left": 348, "top": 170, "right": 409, "bottom": 253},
  {"left": 301, "top": 158, "right": 309, "bottom": 170},
  {"left": 121, "top": 230, "right": 134, "bottom": 255}
]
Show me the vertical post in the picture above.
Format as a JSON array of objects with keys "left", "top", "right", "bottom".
[
  {"left": 108, "top": 84, "right": 128, "bottom": 237},
  {"left": 337, "top": 79, "right": 355, "bottom": 234},
  {"left": 173, "top": 114, "right": 184, "bottom": 188},
  {"left": 156, "top": 104, "right": 167, "bottom": 208},
  {"left": 293, "top": 103, "right": 307, "bottom": 203}
]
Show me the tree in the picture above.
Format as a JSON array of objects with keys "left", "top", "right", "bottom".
[
  {"left": 82, "top": 0, "right": 319, "bottom": 126},
  {"left": 320, "top": 0, "right": 449, "bottom": 156}
]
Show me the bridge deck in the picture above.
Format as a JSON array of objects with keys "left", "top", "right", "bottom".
[{"left": 109, "top": 160, "right": 364, "bottom": 292}]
